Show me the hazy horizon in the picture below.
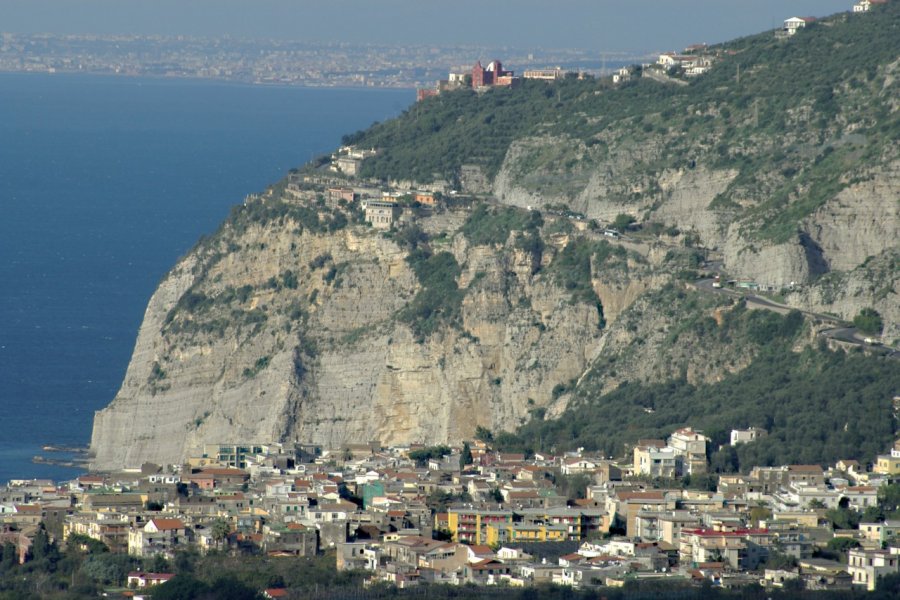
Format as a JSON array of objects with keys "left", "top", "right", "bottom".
[{"left": 2, "top": 0, "right": 855, "bottom": 54}]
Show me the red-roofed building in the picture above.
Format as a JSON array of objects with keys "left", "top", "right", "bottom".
[
  {"left": 128, "top": 518, "right": 190, "bottom": 558},
  {"left": 126, "top": 572, "right": 175, "bottom": 588}
]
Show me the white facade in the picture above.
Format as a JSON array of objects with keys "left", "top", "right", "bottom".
[{"left": 848, "top": 549, "right": 900, "bottom": 591}]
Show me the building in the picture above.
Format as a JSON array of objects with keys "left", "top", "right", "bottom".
[
  {"left": 523, "top": 68, "right": 564, "bottom": 81},
  {"left": 784, "top": 17, "right": 816, "bottom": 36},
  {"left": 680, "top": 529, "right": 771, "bottom": 571},
  {"left": 668, "top": 428, "right": 709, "bottom": 475},
  {"left": 612, "top": 68, "right": 631, "bottom": 84},
  {"left": 731, "top": 428, "right": 767, "bottom": 446},
  {"left": 416, "top": 88, "right": 439, "bottom": 102},
  {"left": 127, "top": 572, "right": 175, "bottom": 588},
  {"left": 633, "top": 440, "right": 678, "bottom": 478},
  {"left": 201, "top": 444, "right": 264, "bottom": 469},
  {"left": 128, "top": 518, "right": 190, "bottom": 558},
  {"left": 447, "top": 507, "right": 513, "bottom": 545},
  {"left": 326, "top": 187, "right": 357, "bottom": 206},
  {"left": 472, "top": 60, "right": 519, "bottom": 89},
  {"left": 854, "top": 0, "right": 888, "bottom": 12},
  {"left": 874, "top": 449, "right": 900, "bottom": 475},
  {"left": 848, "top": 549, "right": 900, "bottom": 591},
  {"left": 363, "top": 199, "right": 400, "bottom": 229}
]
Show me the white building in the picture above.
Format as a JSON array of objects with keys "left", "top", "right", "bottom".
[
  {"left": 784, "top": 17, "right": 816, "bottom": 36},
  {"left": 854, "top": 0, "right": 887, "bottom": 12},
  {"left": 731, "top": 428, "right": 767, "bottom": 446},
  {"left": 848, "top": 548, "right": 900, "bottom": 591}
]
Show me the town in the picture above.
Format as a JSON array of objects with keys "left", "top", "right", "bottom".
[
  {"left": 4, "top": 424, "right": 900, "bottom": 597},
  {"left": 0, "top": 33, "right": 624, "bottom": 89},
  {"left": 2, "top": 1, "right": 896, "bottom": 597}
]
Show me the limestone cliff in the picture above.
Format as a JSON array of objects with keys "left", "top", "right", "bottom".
[{"left": 91, "top": 200, "right": 604, "bottom": 469}]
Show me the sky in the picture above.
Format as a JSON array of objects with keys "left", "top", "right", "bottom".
[{"left": 2, "top": 0, "right": 855, "bottom": 54}]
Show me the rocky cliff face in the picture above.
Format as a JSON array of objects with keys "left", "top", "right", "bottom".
[{"left": 91, "top": 201, "right": 604, "bottom": 469}]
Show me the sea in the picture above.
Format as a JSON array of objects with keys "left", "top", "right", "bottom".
[{"left": 0, "top": 73, "right": 412, "bottom": 485}]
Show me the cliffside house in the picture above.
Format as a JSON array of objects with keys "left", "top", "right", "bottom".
[
  {"left": 472, "top": 60, "right": 519, "bottom": 89},
  {"left": 784, "top": 17, "right": 816, "bottom": 36},
  {"left": 363, "top": 199, "right": 400, "bottom": 229},
  {"left": 854, "top": 0, "right": 888, "bottom": 12}
]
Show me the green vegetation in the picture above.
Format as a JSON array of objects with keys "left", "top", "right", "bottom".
[
  {"left": 854, "top": 307, "right": 884, "bottom": 335},
  {"left": 408, "top": 444, "right": 452, "bottom": 467},
  {"left": 398, "top": 250, "right": 464, "bottom": 340},
  {"left": 546, "top": 237, "right": 628, "bottom": 327},
  {"left": 242, "top": 356, "right": 271, "bottom": 379},
  {"left": 613, "top": 213, "right": 636, "bottom": 232},
  {"left": 460, "top": 204, "right": 542, "bottom": 246},
  {"left": 492, "top": 309, "right": 897, "bottom": 470},
  {"left": 340, "top": 5, "right": 900, "bottom": 242}
]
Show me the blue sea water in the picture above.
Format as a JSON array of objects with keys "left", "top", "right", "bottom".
[{"left": 0, "top": 73, "right": 412, "bottom": 484}]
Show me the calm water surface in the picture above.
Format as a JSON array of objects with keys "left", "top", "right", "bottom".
[{"left": 0, "top": 73, "right": 411, "bottom": 483}]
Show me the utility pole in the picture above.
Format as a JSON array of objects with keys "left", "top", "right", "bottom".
[{"left": 736, "top": 63, "right": 741, "bottom": 85}]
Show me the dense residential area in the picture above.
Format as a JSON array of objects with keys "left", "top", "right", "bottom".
[{"left": 4, "top": 428, "right": 900, "bottom": 597}]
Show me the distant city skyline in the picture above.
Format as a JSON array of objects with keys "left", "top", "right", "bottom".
[{"left": 3, "top": 0, "right": 855, "bottom": 54}]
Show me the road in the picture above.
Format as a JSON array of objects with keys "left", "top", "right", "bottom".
[{"left": 694, "top": 276, "right": 898, "bottom": 359}]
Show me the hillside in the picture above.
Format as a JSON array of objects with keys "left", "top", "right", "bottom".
[
  {"left": 344, "top": 5, "right": 900, "bottom": 339},
  {"left": 91, "top": 8, "right": 899, "bottom": 470}
]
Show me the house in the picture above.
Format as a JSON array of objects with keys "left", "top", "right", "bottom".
[
  {"left": 854, "top": 0, "right": 888, "bottom": 12},
  {"left": 848, "top": 548, "right": 900, "bottom": 591},
  {"left": 668, "top": 428, "right": 709, "bottom": 475},
  {"left": 731, "top": 428, "right": 767, "bottom": 446},
  {"left": 414, "top": 192, "right": 437, "bottom": 206},
  {"left": 126, "top": 572, "right": 175, "bottom": 588},
  {"left": 874, "top": 449, "right": 900, "bottom": 475},
  {"left": 633, "top": 441, "right": 678, "bottom": 478},
  {"left": 680, "top": 529, "right": 771, "bottom": 571},
  {"left": 612, "top": 68, "right": 631, "bottom": 84},
  {"left": 127, "top": 518, "right": 190, "bottom": 558},
  {"left": 841, "top": 486, "right": 879, "bottom": 511},
  {"left": 462, "top": 559, "right": 513, "bottom": 585},
  {"left": 783, "top": 17, "right": 816, "bottom": 36},
  {"left": 326, "top": 187, "right": 357, "bottom": 206},
  {"left": 363, "top": 199, "right": 400, "bottom": 229}
]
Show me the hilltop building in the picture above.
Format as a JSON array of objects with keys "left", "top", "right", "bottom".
[
  {"left": 472, "top": 60, "right": 519, "bottom": 89},
  {"left": 783, "top": 17, "right": 817, "bottom": 36}
]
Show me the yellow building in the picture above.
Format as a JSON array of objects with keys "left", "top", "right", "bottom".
[
  {"left": 485, "top": 522, "right": 568, "bottom": 546},
  {"left": 874, "top": 453, "right": 900, "bottom": 475},
  {"left": 447, "top": 508, "right": 513, "bottom": 545}
]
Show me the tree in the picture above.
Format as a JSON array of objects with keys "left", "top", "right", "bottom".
[
  {"left": 853, "top": 308, "right": 883, "bottom": 335},
  {"left": 827, "top": 537, "right": 861, "bottom": 554},
  {"left": 878, "top": 483, "right": 900, "bottom": 516},
  {"left": 474, "top": 426, "right": 494, "bottom": 443},
  {"left": 612, "top": 213, "right": 636, "bottom": 232},
  {"left": 211, "top": 519, "right": 231, "bottom": 552},
  {"left": 0, "top": 542, "right": 17, "bottom": 573},
  {"left": 460, "top": 442, "right": 474, "bottom": 468}
]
